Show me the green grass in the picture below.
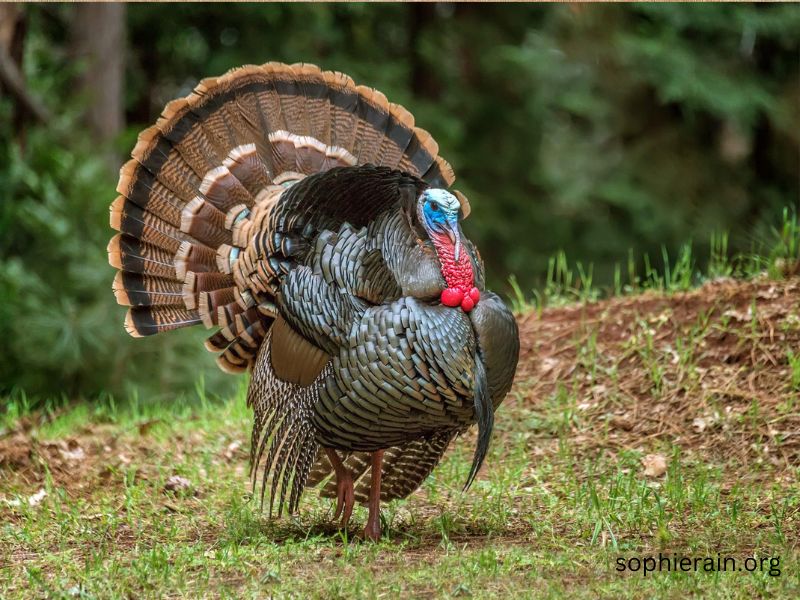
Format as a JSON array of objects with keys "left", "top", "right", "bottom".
[
  {"left": 1, "top": 376, "right": 797, "bottom": 598},
  {"left": 509, "top": 206, "right": 800, "bottom": 314}
]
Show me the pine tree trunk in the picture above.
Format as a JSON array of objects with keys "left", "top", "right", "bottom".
[{"left": 70, "top": 3, "right": 126, "bottom": 168}]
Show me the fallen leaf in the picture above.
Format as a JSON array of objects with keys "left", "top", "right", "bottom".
[
  {"left": 0, "top": 433, "right": 33, "bottom": 469},
  {"left": 723, "top": 308, "right": 751, "bottom": 322},
  {"left": 642, "top": 454, "right": 667, "bottom": 478},
  {"left": 28, "top": 488, "right": 47, "bottom": 506},
  {"left": 164, "top": 475, "right": 194, "bottom": 496},
  {"left": 610, "top": 416, "right": 634, "bottom": 431},
  {"left": 539, "top": 357, "right": 560, "bottom": 374},
  {"left": 59, "top": 441, "right": 85, "bottom": 462},
  {"left": 692, "top": 417, "right": 707, "bottom": 433},
  {"left": 138, "top": 419, "right": 162, "bottom": 435},
  {"left": 224, "top": 440, "right": 243, "bottom": 461}
]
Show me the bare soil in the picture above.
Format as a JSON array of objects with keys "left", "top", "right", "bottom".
[{"left": 517, "top": 276, "right": 800, "bottom": 479}]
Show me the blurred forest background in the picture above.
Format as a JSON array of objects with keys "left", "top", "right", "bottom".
[{"left": 1, "top": 3, "right": 798, "bottom": 402}]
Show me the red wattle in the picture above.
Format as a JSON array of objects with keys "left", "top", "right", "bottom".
[
  {"left": 431, "top": 231, "right": 481, "bottom": 312},
  {"left": 441, "top": 287, "right": 464, "bottom": 307}
]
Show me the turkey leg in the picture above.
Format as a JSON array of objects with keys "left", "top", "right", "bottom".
[
  {"left": 325, "top": 448, "right": 355, "bottom": 528},
  {"left": 363, "top": 449, "right": 385, "bottom": 542}
]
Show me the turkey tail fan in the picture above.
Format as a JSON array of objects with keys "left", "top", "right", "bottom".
[{"left": 109, "top": 61, "right": 457, "bottom": 372}]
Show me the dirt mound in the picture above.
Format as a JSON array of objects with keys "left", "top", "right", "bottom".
[{"left": 517, "top": 276, "right": 800, "bottom": 477}]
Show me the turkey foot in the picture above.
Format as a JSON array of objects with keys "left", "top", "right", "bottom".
[
  {"left": 363, "top": 449, "right": 385, "bottom": 542},
  {"left": 325, "top": 448, "right": 355, "bottom": 528}
]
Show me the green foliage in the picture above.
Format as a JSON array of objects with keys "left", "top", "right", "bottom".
[
  {"left": 0, "top": 103, "right": 231, "bottom": 399},
  {"left": 1, "top": 4, "right": 798, "bottom": 399},
  {"left": 0, "top": 102, "right": 114, "bottom": 396},
  {"left": 0, "top": 11, "right": 233, "bottom": 401},
  {"left": 766, "top": 207, "right": 800, "bottom": 278}
]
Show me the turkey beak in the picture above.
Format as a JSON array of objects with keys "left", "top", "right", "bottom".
[{"left": 446, "top": 218, "right": 461, "bottom": 263}]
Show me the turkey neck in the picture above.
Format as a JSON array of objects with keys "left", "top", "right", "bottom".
[{"left": 431, "top": 232, "right": 474, "bottom": 293}]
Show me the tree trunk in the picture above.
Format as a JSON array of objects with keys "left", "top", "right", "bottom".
[
  {"left": 70, "top": 3, "right": 126, "bottom": 168},
  {"left": 408, "top": 4, "right": 441, "bottom": 100},
  {"left": 0, "top": 4, "right": 50, "bottom": 142},
  {"left": 0, "top": 4, "right": 23, "bottom": 62}
]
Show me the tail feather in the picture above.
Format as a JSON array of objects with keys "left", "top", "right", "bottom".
[
  {"left": 180, "top": 197, "right": 231, "bottom": 248},
  {"left": 108, "top": 234, "right": 180, "bottom": 281},
  {"left": 223, "top": 144, "right": 271, "bottom": 195},
  {"left": 110, "top": 196, "right": 191, "bottom": 253},
  {"left": 183, "top": 272, "right": 234, "bottom": 310},
  {"left": 353, "top": 86, "right": 390, "bottom": 165},
  {"left": 198, "top": 287, "right": 237, "bottom": 327},
  {"left": 324, "top": 70, "right": 359, "bottom": 154},
  {"left": 377, "top": 102, "right": 414, "bottom": 170},
  {"left": 174, "top": 241, "right": 218, "bottom": 280},
  {"left": 297, "top": 64, "right": 332, "bottom": 146},
  {"left": 125, "top": 306, "right": 201, "bottom": 338},
  {"left": 116, "top": 161, "right": 184, "bottom": 227},
  {"left": 113, "top": 272, "right": 184, "bottom": 307}
]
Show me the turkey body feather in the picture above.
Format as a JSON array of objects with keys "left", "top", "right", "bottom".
[{"left": 108, "top": 62, "right": 519, "bottom": 538}]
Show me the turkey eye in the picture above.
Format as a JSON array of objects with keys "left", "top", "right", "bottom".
[{"left": 429, "top": 202, "right": 440, "bottom": 212}]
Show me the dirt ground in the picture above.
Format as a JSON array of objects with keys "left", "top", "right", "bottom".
[{"left": 517, "top": 276, "right": 800, "bottom": 480}]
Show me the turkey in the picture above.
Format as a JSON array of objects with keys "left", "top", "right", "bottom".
[{"left": 108, "top": 62, "right": 519, "bottom": 541}]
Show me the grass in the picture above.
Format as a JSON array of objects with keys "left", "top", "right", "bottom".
[
  {"left": 509, "top": 206, "right": 800, "bottom": 314},
  {"left": 1, "top": 391, "right": 797, "bottom": 598}
]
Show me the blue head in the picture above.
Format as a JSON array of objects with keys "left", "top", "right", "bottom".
[{"left": 418, "top": 189, "right": 462, "bottom": 260}]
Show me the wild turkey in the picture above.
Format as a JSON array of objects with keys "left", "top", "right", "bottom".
[{"left": 108, "top": 62, "right": 519, "bottom": 541}]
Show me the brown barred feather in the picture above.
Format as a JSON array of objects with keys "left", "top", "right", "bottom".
[
  {"left": 198, "top": 288, "right": 237, "bottom": 327},
  {"left": 310, "top": 431, "right": 455, "bottom": 504},
  {"left": 223, "top": 144, "right": 272, "bottom": 195},
  {"left": 248, "top": 335, "right": 333, "bottom": 516},
  {"left": 113, "top": 272, "right": 184, "bottom": 307},
  {"left": 110, "top": 196, "right": 192, "bottom": 253},
  {"left": 182, "top": 271, "right": 235, "bottom": 310},
  {"left": 108, "top": 234, "right": 179, "bottom": 281},
  {"left": 125, "top": 306, "right": 201, "bottom": 337},
  {"left": 180, "top": 198, "right": 231, "bottom": 248},
  {"left": 200, "top": 166, "right": 254, "bottom": 211}
]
